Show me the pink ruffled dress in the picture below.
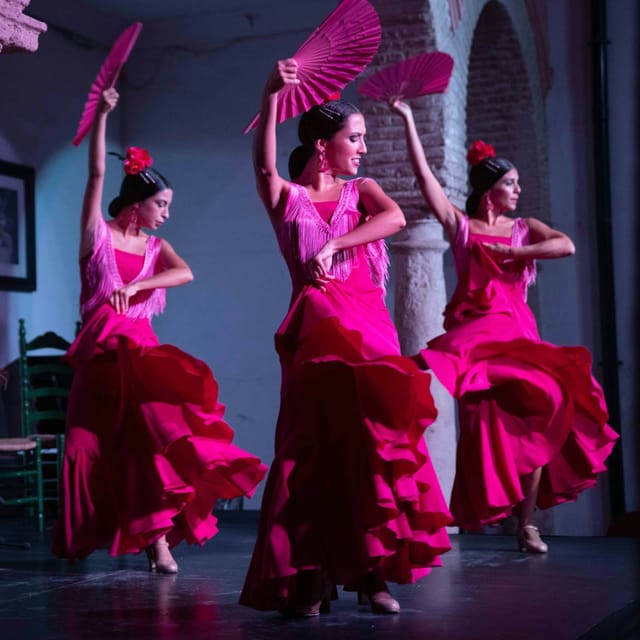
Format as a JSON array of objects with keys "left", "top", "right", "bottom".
[
  {"left": 52, "top": 218, "right": 267, "bottom": 559},
  {"left": 421, "top": 216, "right": 619, "bottom": 530},
  {"left": 240, "top": 179, "right": 452, "bottom": 612}
]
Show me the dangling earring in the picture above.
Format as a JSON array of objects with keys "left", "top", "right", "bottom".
[
  {"left": 318, "top": 149, "right": 328, "bottom": 172},
  {"left": 128, "top": 209, "right": 139, "bottom": 227},
  {"left": 482, "top": 192, "right": 494, "bottom": 215}
]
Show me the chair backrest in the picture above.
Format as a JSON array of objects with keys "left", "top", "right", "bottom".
[{"left": 18, "top": 319, "right": 74, "bottom": 438}]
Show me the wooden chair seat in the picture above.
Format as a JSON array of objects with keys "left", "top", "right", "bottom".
[{"left": 0, "top": 438, "right": 38, "bottom": 452}]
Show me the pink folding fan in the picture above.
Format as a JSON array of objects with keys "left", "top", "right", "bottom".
[
  {"left": 72, "top": 22, "right": 143, "bottom": 146},
  {"left": 243, "top": 0, "right": 381, "bottom": 134},
  {"left": 358, "top": 52, "right": 454, "bottom": 101}
]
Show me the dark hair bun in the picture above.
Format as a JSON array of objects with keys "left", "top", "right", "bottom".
[
  {"left": 107, "top": 166, "right": 172, "bottom": 218},
  {"left": 288, "top": 100, "right": 361, "bottom": 179},
  {"left": 465, "top": 155, "right": 515, "bottom": 216},
  {"left": 108, "top": 196, "right": 123, "bottom": 217}
]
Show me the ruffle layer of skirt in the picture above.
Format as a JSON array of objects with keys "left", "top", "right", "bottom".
[
  {"left": 423, "top": 336, "right": 618, "bottom": 530},
  {"left": 241, "top": 308, "right": 452, "bottom": 611},
  {"left": 52, "top": 305, "right": 267, "bottom": 558}
]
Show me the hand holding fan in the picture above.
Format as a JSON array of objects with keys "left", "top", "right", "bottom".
[
  {"left": 72, "top": 22, "right": 143, "bottom": 146},
  {"left": 243, "top": 0, "right": 381, "bottom": 134},
  {"left": 358, "top": 52, "right": 454, "bottom": 101}
]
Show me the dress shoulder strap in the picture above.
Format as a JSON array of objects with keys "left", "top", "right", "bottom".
[
  {"left": 449, "top": 215, "right": 470, "bottom": 277},
  {"left": 512, "top": 217, "right": 530, "bottom": 246},
  {"left": 351, "top": 177, "right": 390, "bottom": 290},
  {"left": 512, "top": 217, "right": 537, "bottom": 290},
  {"left": 282, "top": 182, "right": 303, "bottom": 221}
]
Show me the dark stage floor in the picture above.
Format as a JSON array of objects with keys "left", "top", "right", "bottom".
[{"left": 1, "top": 513, "right": 638, "bottom": 640}]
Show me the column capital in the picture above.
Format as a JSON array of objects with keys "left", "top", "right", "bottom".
[
  {"left": 0, "top": 0, "right": 47, "bottom": 54},
  {"left": 390, "top": 218, "right": 449, "bottom": 254}
]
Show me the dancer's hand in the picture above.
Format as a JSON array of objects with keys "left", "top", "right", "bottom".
[
  {"left": 109, "top": 283, "right": 140, "bottom": 314},
  {"left": 265, "top": 58, "right": 300, "bottom": 95},
  {"left": 308, "top": 241, "right": 336, "bottom": 292},
  {"left": 482, "top": 241, "right": 518, "bottom": 257},
  {"left": 99, "top": 88, "right": 119, "bottom": 116},
  {"left": 389, "top": 97, "right": 412, "bottom": 119}
]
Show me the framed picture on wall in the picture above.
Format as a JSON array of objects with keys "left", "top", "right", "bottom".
[{"left": 0, "top": 160, "right": 35, "bottom": 292}]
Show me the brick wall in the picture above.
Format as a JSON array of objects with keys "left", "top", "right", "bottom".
[{"left": 362, "top": 0, "right": 549, "bottom": 227}]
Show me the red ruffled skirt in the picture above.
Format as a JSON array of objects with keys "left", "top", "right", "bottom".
[
  {"left": 52, "top": 305, "right": 267, "bottom": 559},
  {"left": 422, "top": 247, "right": 618, "bottom": 530},
  {"left": 240, "top": 268, "right": 452, "bottom": 611}
]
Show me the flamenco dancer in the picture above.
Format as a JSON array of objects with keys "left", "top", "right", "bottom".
[
  {"left": 239, "top": 59, "right": 452, "bottom": 617},
  {"left": 52, "top": 88, "right": 267, "bottom": 572},
  {"left": 390, "top": 98, "right": 619, "bottom": 553}
]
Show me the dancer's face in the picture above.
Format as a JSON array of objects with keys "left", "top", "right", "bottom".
[
  {"left": 324, "top": 113, "right": 367, "bottom": 176},
  {"left": 137, "top": 189, "right": 173, "bottom": 230},
  {"left": 488, "top": 168, "right": 520, "bottom": 213}
]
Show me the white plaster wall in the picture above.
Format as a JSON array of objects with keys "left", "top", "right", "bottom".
[
  {"left": 0, "top": 1, "right": 124, "bottom": 362},
  {"left": 0, "top": 0, "right": 341, "bottom": 508}
]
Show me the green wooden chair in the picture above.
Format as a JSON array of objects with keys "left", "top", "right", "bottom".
[
  {"left": 17, "top": 318, "right": 75, "bottom": 518},
  {"left": 0, "top": 368, "right": 45, "bottom": 532},
  {"left": 0, "top": 439, "right": 44, "bottom": 532}
]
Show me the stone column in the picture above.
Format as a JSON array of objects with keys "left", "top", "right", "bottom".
[
  {"left": 391, "top": 215, "right": 457, "bottom": 526},
  {"left": 0, "top": 0, "right": 47, "bottom": 54}
]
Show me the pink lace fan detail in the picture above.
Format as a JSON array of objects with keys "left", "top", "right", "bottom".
[
  {"left": 72, "top": 23, "right": 143, "bottom": 147},
  {"left": 358, "top": 52, "right": 454, "bottom": 101},
  {"left": 243, "top": 0, "right": 381, "bottom": 134}
]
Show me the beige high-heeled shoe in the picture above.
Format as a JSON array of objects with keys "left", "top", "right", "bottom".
[
  {"left": 357, "top": 570, "right": 400, "bottom": 614},
  {"left": 517, "top": 525, "right": 549, "bottom": 554},
  {"left": 145, "top": 540, "right": 179, "bottom": 574},
  {"left": 279, "top": 570, "right": 332, "bottom": 618}
]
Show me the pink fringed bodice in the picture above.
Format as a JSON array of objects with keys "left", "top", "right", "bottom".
[
  {"left": 276, "top": 178, "right": 389, "bottom": 294},
  {"left": 451, "top": 215, "right": 537, "bottom": 297},
  {"left": 79, "top": 218, "right": 166, "bottom": 321}
]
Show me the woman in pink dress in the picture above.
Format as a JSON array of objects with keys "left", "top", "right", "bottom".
[
  {"left": 52, "top": 88, "right": 267, "bottom": 571},
  {"left": 391, "top": 99, "right": 619, "bottom": 553},
  {"left": 239, "top": 60, "right": 451, "bottom": 617}
]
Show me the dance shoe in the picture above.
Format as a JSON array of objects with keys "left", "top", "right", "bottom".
[
  {"left": 357, "top": 571, "right": 400, "bottom": 614},
  {"left": 279, "top": 570, "right": 332, "bottom": 618},
  {"left": 517, "top": 525, "right": 549, "bottom": 554},
  {"left": 145, "top": 540, "right": 179, "bottom": 574}
]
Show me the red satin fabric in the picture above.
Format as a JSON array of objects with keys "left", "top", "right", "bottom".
[
  {"left": 240, "top": 260, "right": 452, "bottom": 611},
  {"left": 52, "top": 250, "right": 267, "bottom": 559},
  {"left": 422, "top": 233, "right": 618, "bottom": 530}
]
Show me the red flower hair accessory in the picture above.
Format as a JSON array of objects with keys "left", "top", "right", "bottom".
[
  {"left": 123, "top": 146, "right": 153, "bottom": 175},
  {"left": 324, "top": 91, "right": 341, "bottom": 102},
  {"left": 467, "top": 140, "right": 495, "bottom": 166}
]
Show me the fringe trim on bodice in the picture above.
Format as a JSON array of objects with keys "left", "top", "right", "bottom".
[
  {"left": 80, "top": 218, "right": 166, "bottom": 321},
  {"left": 277, "top": 179, "right": 389, "bottom": 290}
]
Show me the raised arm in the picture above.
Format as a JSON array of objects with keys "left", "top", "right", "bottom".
[
  {"left": 253, "top": 59, "right": 299, "bottom": 220},
  {"left": 390, "top": 99, "right": 462, "bottom": 242},
  {"left": 79, "top": 88, "right": 119, "bottom": 259},
  {"left": 109, "top": 238, "right": 194, "bottom": 314}
]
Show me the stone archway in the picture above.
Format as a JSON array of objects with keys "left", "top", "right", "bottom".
[
  {"left": 466, "top": 1, "right": 547, "bottom": 318},
  {"left": 362, "top": 0, "right": 551, "bottom": 530},
  {"left": 467, "top": 0, "right": 546, "bottom": 228}
]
